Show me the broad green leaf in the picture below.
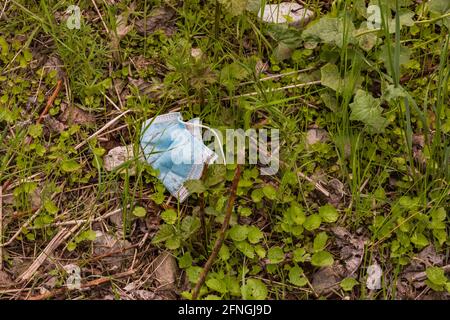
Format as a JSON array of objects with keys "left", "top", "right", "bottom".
[
  {"left": 152, "top": 225, "right": 176, "bottom": 244},
  {"left": 178, "top": 252, "right": 192, "bottom": 269},
  {"left": 302, "top": 16, "right": 355, "bottom": 48},
  {"left": 321, "top": 63, "right": 342, "bottom": 92},
  {"left": 411, "top": 232, "right": 429, "bottom": 248},
  {"left": 184, "top": 180, "right": 206, "bottom": 194},
  {"left": 262, "top": 185, "right": 277, "bottom": 200},
  {"left": 61, "top": 159, "right": 81, "bottom": 172},
  {"left": 251, "top": 189, "right": 264, "bottom": 202},
  {"left": 161, "top": 209, "right": 177, "bottom": 224},
  {"left": 319, "top": 204, "right": 339, "bottom": 223},
  {"left": 241, "top": 279, "right": 268, "bottom": 300},
  {"left": 186, "top": 266, "right": 203, "bottom": 283},
  {"left": 268, "top": 246, "right": 284, "bottom": 264},
  {"left": 304, "top": 214, "right": 322, "bottom": 231},
  {"left": 239, "top": 207, "right": 253, "bottom": 217},
  {"left": 229, "top": 225, "right": 248, "bottom": 242},
  {"left": 313, "top": 232, "right": 329, "bottom": 252},
  {"left": 181, "top": 216, "right": 201, "bottom": 239},
  {"left": 28, "top": 124, "right": 43, "bottom": 138},
  {"left": 426, "top": 267, "right": 448, "bottom": 286},
  {"left": 340, "top": 277, "right": 359, "bottom": 291},
  {"left": 206, "top": 278, "right": 228, "bottom": 294},
  {"left": 350, "top": 89, "right": 388, "bottom": 133},
  {"left": 311, "top": 251, "right": 334, "bottom": 267},
  {"left": 44, "top": 200, "right": 59, "bottom": 215},
  {"left": 235, "top": 240, "right": 255, "bottom": 259},
  {"left": 133, "top": 206, "right": 147, "bottom": 217},
  {"left": 165, "top": 237, "right": 180, "bottom": 250},
  {"left": 289, "top": 266, "right": 308, "bottom": 287},
  {"left": 0, "top": 36, "right": 9, "bottom": 56},
  {"left": 293, "top": 248, "right": 308, "bottom": 263},
  {"left": 219, "top": 245, "right": 230, "bottom": 260},
  {"left": 247, "top": 226, "right": 264, "bottom": 244},
  {"left": 287, "top": 203, "right": 306, "bottom": 225}
]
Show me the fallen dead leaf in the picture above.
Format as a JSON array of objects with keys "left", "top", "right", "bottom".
[
  {"left": 331, "top": 226, "right": 365, "bottom": 275},
  {"left": 0, "top": 270, "right": 13, "bottom": 288},
  {"left": 58, "top": 104, "right": 95, "bottom": 125},
  {"left": 135, "top": 6, "right": 177, "bottom": 36},
  {"left": 312, "top": 266, "right": 340, "bottom": 295}
]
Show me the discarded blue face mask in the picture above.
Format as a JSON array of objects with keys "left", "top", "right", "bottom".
[{"left": 140, "top": 112, "right": 218, "bottom": 202}]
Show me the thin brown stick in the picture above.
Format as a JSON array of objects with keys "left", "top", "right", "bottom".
[
  {"left": 192, "top": 165, "right": 242, "bottom": 300},
  {"left": 37, "top": 79, "right": 62, "bottom": 124}
]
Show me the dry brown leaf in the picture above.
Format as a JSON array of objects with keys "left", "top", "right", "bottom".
[
  {"left": 58, "top": 104, "right": 95, "bottom": 125},
  {"left": 135, "top": 6, "right": 177, "bottom": 36},
  {"left": 312, "top": 267, "right": 340, "bottom": 295},
  {"left": 0, "top": 270, "right": 13, "bottom": 288}
]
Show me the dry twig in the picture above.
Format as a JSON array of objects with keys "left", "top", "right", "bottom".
[{"left": 192, "top": 165, "right": 242, "bottom": 300}]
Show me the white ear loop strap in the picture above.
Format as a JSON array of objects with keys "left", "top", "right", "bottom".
[{"left": 177, "top": 117, "right": 226, "bottom": 164}]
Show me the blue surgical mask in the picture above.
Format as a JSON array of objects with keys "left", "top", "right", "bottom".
[{"left": 140, "top": 112, "right": 218, "bottom": 202}]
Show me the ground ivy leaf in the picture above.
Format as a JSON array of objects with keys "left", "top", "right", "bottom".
[
  {"left": 181, "top": 216, "right": 201, "bottom": 239},
  {"left": 426, "top": 267, "right": 448, "bottom": 286},
  {"left": 61, "top": 159, "right": 81, "bottom": 172},
  {"left": 241, "top": 279, "right": 268, "bottom": 300},
  {"left": 152, "top": 225, "right": 175, "bottom": 244},
  {"left": 350, "top": 89, "right": 388, "bottom": 133},
  {"left": 247, "top": 226, "right": 263, "bottom": 244},
  {"left": 229, "top": 225, "right": 248, "bottom": 242},
  {"left": 289, "top": 266, "right": 308, "bottom": 287},
  {"left": 311, "top": 251, "right": 334, "bottom": 267},
  {"left": 161, "top": 209, "right": 177, "bottom": 224},
  {"left": 262, "top": 185, "right": 277, "bottom": 200},
  {"left": 165, "top": 237, "right": 180, "bottom": 250},
  {"left": 313, "top": 232, "right": 328, "bottom": 252},
  {"left": 133, "top": 206, "right": 147, "bottom": 218},
  {"left": 206, "top": 278, "right": 228, "bottom": 294},
  {"left": 340, "top": 277, "right": 359, "bottom": 291},
  {"left": 268, "top": 246, "right": 284, "bottom": 264},
  {"left": 184, "top": 180, "right": 206, "bottom": 194},
  {"left": 319, "top": 204, "right": 339, "bottom": 223},
  {"left": 178, "top": 252, "right": 192, "bottom": 269},
  {"left": 304, "top": 214, "right": 322, "bottom": 231},
  {"left": 235, "top": 240, "right": 255, "bottom": 259},
  {"left": 287, "top": 203, "right": 306, "bottom": 225}
]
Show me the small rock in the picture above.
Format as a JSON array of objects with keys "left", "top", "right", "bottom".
[
  {"left": 306, "top": 128, "right": 329, "bottom": 148},
  {"left": 135, "top": 6, "right": 177, "bottom": 36},
  {"left": 258, "top": 3, "right": 315, "bottom": 28},
  {"left": 152, "top": 252, "right": 178, "bottom": 289},
  {"left": 103, "top": 145, "right": 142, "bottom": 174}
]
